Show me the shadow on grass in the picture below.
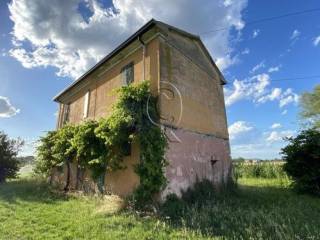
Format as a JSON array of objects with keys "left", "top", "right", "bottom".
[
  {"left": 0, "top": 178, "right": 69, "bottom": 204},
  {"left": 159, "top": 180, "right": 320, "bottom": 239}
]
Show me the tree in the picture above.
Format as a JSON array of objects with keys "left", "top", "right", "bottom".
[
  {"left": 0, "top": 131, "right": 24, "bottom": 182},
  {"left": 281, "top": 128, "right": 320, "bottom": 196},
  {"left": 300, "top": 85, "right": 320, "bottom": 129}
]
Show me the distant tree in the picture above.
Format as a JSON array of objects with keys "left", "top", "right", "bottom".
[
  {"left": 0, "top": 131, "right": 24, "bottom": 182},
  {"left": 300, "top": 85, "right": 320, "bottom": 129},
  {"left": 281, "top": 128, "right": 320, "bottom": 196},
  {"left": 232, "top": 157, "right": 245, "bottom": 162}
]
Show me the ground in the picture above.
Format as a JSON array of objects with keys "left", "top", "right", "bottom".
[{"left": 0, "top": 176, "right": 319, "bottom": 239}]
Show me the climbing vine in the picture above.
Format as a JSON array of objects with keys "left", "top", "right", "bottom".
[{"left": 35, "top": 81, "right": 167, "bottom": 203}]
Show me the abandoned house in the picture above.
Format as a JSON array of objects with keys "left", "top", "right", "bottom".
[{"left": 53, "top": 19, "right": 231, "bottom": 199}]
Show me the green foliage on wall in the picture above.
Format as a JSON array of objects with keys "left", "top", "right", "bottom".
[{"left": 35, "top": 81, "right": 167, "bottom": 203}]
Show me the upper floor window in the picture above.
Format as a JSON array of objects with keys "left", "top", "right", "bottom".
[
  {"left": 62, "top": 104, "right": 70, "bottom": 125},
  {"left": 83, "top": 91, "right": 90, "bottom": 119},
  {"left": 121, "top": 62, "right": 134, "bottom": 85}
]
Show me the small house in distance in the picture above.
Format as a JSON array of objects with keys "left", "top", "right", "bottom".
[{"left": 53, "top": 19, "right": 231, "bottom": 199}]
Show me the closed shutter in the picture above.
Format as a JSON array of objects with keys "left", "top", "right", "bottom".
[
  {"left": 83, "top": 91, "right": 90, "bottom": 119},
  {"left": 121, "top": 62, "right": 134, "bottom": 85}
]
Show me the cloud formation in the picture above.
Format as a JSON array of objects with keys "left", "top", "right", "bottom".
[
  {"left": 229, "top": 121, "right": 295, "bottom": 159},
  {"left": 279, "top": 88, "right": 299, "bottom": 108},
  {"left": 268, "top": 65, "right": 281, "bottom": 73},
  {"left": 228, "top": 121, "right": 253, "bottom": 140},
  {"left": 313, "top": 36, "right": 320, "bottom": 46},
  {"left": 266, "top": 130, "right": 294, "bottom": 143},
  {"left": 270, "top": 123, "right": 281, "bottom": 129},
  {"left": 8, "top": 0, "right": 248, "bottom": 79},
  {"left": 0, "top": 96, "right": 20, "bottom": 118},
  {"left": 250, "top": 61, "right": 265, "bottom": 74},
  {"left": 290, "top": 29, "right": 300, "bottom": 41},
  {"left": 224, "top": 73, "right": 299, "bottom": 108},
  {"left": 252, "top": 29, "right": 260, "bottom": 38}
]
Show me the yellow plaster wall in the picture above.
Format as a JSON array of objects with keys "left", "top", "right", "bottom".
[
  {"left": 159, "top": 38, "right": 229, "bottom": 139},
  {"left": 56, "top": 37, "right": 160, "bottom": 196}
]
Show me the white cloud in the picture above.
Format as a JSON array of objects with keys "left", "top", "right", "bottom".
[
  {"left": 257, "top": 87, "right": 282, "bottom": 103},
  {"left": 225, "top": 73, "right": 270, "bottom": 106},
  {"left": 8, "top": 0, "right": 248, "bottom": 79},
  {"left": 230, "top": 127, "right": 296, "bottom": 159},
  {"left": 252, "top": 29, "right": 260, "bottom": 38},
  {"left": 250, "top": 61, "right": 265, "bottom": 73},
  {"left": 268, "top": 65, "right": 281, "bottom": 73},
  {"left": 281, "top": 109, "right": 288, "bottom": 115},
  {"left": 225, "top": 73, "right": 299, "bottom": 108},
  {"left": 270, "top": 123, "right": 281, "bottom": 129},
  {"left": 290, "top": 29, "right": 300, "bottom": 40},
  {"left": 313, "top": 36, "right": 320, "bottom": 46},
  {"left": 279, "top": 88, "right": 299, "bottom": 108},
  {"left": 0, "top": 96, "right": 20, "bottom": 118},
  {"left": 228, "top": 121, "right": 253, "bottom": 140},
  {"left": 266, "top": 130, "right": 294, "bottom": 143},
  {"left": 241, "top": 48, "right": 250, "bottom": 55}
]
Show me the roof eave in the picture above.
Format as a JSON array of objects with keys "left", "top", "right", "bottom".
[{"left": 53, "top": 18, "right": 158, "bottom": 102}]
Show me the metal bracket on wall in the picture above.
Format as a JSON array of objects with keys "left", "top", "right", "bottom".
[{"left": 210, "top": 156, "right": 218, "bottom": 167}]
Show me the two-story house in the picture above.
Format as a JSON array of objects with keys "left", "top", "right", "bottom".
[{"left": 53, "top": 19, "right": 231, "bottom": 198}]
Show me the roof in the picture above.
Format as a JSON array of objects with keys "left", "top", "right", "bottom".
[{"left": 54, "top": 19, "right": 226, "bottom": 102}]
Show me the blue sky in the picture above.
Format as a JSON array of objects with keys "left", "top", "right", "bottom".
[{"left": 0, "top": 0, "right": 319, "bottom": 159}]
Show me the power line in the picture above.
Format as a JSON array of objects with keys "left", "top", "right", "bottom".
[
  {"left": 226, "top": 74, "right": 320, "bottom": 85},
  {"left": 200, "top": 7, "right": 320, "bottom": 35}
]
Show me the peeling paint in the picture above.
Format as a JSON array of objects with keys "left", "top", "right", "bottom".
[{"left": 161, "top": 127, "right": 231, "bottom": 200}]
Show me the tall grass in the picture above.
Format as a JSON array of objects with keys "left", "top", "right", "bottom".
[
  {"left": 160, "top": 178, "right": 320, "bottom": 239},
  {"left": 233, "top": 161, "right": 287, "bottom": 179},
  {"left": 1, "top": 171, "right": 319, "bottom": 239}
]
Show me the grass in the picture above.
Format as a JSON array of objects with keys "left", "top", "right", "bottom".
[
  {"left": 0, "top": 177, "right": 319, "bottom": 239},
  {"left": 0, "top": 178, "right": 207, "bottom": 239}
]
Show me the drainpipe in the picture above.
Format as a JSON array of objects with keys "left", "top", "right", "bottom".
[{"left": 138, "top": 36, "right": 146, "bottom": 80}]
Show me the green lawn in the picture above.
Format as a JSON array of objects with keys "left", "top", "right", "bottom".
[{"left": 0, "top": 177, "right": 319, "bottom": 239}]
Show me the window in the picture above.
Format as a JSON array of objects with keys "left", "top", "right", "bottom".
[
  {"left": 83, "top": 91, "right": 90, "bottom": 119},
  {"left": 121, "top": 62, "right": 134, "bottom": 85},
  {"left": 62, "top": 104, "right": 70, "bottom": 125}
]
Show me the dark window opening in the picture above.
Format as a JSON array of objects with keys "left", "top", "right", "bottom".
[
  {"left": 121, "top": 62, "right": 134, "bottom": 85},
  {"left": 123, "top": 142, "right": 131, "bottom": 156}
]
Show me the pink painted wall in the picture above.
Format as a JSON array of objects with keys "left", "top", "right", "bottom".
[{"left": 161, "top": 127, "right": 231, "bottom": 199}]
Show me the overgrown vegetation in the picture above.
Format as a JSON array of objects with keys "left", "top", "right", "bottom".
[
  {"left": 233, "top": 161, "right": 287, "bottom": 180},
  {"left": 159, "top": 177, "right": 320, "bottom": 239},
  {"left": 300, "top": 84, "right": 320, "bottom": 129},
  {"left": 35, "top": 81, "right": 167, "bottom": 203},
  {"left": 282, "top": 128, "right": 320, "bottom": 196},
  {"left": 0, "top": 131, "right": 23, "bottom": 182},
  {"left": 1, "top": 177, "right": 319, "bottom": 239}
]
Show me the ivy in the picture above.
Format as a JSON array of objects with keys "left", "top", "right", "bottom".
[{"left": 35, "top": 81, "right": 167, "bottom": 203}]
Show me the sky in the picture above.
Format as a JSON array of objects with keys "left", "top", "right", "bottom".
[{"left": 0, "top": 0, "right": 319, "bottom": 159}]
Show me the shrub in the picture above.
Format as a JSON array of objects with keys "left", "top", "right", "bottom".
[
  {"left": 0, "top": 131, "right": 23, "bottom": 182},
  {"left": 281, "top": 128, "right": 320, "bottom": 196}
]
